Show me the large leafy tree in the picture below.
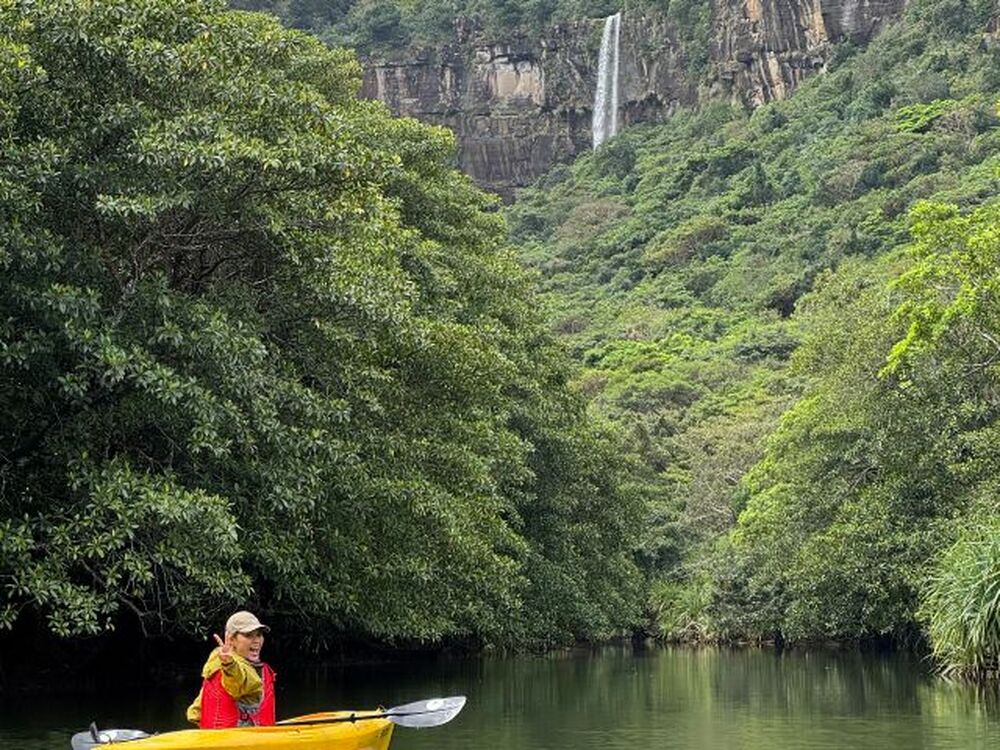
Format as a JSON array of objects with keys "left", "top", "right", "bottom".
[{"left": 0, "top": 0, "right": 641, "bottom": 644}]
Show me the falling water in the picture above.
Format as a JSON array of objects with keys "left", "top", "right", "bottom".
[{"left": 592, "top": 12, "right": 622, "bottom": 149}]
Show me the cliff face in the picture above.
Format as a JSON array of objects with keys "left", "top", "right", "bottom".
[
  {"left": 361, "top": 0, "right": 906, "bottom": 197},
  {"left": 363, "top": 22, "right": 607, "bottom": 198},
  {"left": 711, "top": 0, "right": 907, "bottom": 104}
]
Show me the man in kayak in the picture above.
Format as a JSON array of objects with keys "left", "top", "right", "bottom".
[{"left": 186, "top": 611, "right": 276, "bottom": 728}]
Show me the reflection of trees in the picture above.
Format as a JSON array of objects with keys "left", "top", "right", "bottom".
[
  {"left": 377, "top": 647, "right": 1000, "bottom": 750},
  {"left": 19, "top": 648, "right": 986, "bottom": 748}
]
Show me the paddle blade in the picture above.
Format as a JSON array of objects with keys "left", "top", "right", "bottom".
[
  {"left": 70, "top": 727, "right": 149, "bottom": 749},
  {"left": 387, "top": 696, "right": 467, "bottom": 728}
]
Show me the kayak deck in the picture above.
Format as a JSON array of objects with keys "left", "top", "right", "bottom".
[{"left": 96, "top": 712, "right": 394, "bottom": 750}]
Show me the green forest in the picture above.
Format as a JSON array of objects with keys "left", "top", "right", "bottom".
[
  {"left": 507, "top": 0, "right": 1000, "bottom": 676},
  {"left": 230, "top": 0, "right": 710, "bottom": 60},
  {"left": 232, "top": 0, "right": 620, "bottom": 51},
  {"left": 0, "top": 0, "right": 641, "bottom": 651},
  {"left": 3, "top": 0, "right": 1000, "bottom": 681}
]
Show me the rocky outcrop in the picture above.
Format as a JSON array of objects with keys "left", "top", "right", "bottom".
[
  {"left": 362, "top": 23, "right": 608, "bottom": 198},
  {"left": 361, "top": 0, "right": 907, "bottom": 197},
  {"left": 712, "top": 0, "right": 906, "bottom": 104}
]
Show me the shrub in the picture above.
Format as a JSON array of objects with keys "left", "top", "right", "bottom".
[{"left": 921, "top": 515, "right": 1000, "bottom": 677}]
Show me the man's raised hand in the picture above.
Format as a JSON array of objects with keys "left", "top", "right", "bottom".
[{"left": 214, "top": 633, "right": 233, "bottom": 665}]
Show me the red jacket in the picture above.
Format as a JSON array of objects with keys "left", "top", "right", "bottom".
[{"left": 199, "top": 663, "right": 276, "bottom": 728}]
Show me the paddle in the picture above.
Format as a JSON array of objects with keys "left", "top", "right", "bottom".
[{"left": 277, "top": 696, "right": 467, "bottom": 729}]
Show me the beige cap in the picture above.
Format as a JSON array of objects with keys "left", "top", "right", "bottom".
[{"left": 225, "top": 610, "right": 270, "bottom": 635}]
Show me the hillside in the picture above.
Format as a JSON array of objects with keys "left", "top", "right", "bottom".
[{"left": 507, "top": 0, "right": 1000, "bottom": 666}]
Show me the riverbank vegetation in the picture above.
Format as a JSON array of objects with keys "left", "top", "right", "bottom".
[
  {"left": 0, "top": 0, "right": 642, "bottom": 652},
  {"left": 506, "top": 0, "right": 1000, "bottom": 674}
]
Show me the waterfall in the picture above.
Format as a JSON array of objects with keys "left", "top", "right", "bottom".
[{"left": 592, "top": 12, "right": 622, "bottom": 149}]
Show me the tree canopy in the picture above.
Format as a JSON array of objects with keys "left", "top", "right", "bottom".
[{"left": 0, "top": 0, "right": 641, "bottom": 647}]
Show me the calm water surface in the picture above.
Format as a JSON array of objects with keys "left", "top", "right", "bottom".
[{"left": 3, "top": 646, "right": 1000, "bottom": 749}]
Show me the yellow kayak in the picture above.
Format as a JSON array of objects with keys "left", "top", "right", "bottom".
[{"left": 70, "top": 697, "right": 466, "bottom": 750}]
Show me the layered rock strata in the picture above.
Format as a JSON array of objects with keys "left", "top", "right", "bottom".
[
  {"left": 712, "top": 0, "right": 907, "bottom": 104},
  {"left": 361, "top": 0, "right": 906, "bottom": 197}
]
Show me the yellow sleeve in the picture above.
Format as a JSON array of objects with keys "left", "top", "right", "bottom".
[
  {"left": 186, "top": 689, "right": 202, "bottom": 726},
  {"left": 218, "top": 654, "right": 263, "bottom": 704}
]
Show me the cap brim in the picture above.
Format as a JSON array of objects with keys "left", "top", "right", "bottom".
[{"left": 231, "top": 624, "right": 270, "bottom": 634}]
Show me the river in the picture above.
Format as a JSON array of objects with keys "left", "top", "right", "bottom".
[{"left": 3, "top": 646, "right": 999, "bottom": 749}]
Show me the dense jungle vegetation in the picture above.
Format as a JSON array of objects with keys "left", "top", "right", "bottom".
[
  {"left": 5, "top": 0, "right": 1000, "bottom": 682},
  {"left": 231, "top": 0, "right": 706, "bottom": 56},
  {"left": 257, "top": 0, "right": 1000, "bottom": 676},
  {"left": 230, "top": 0, "right": 613, "bottom": 51},
  {"left": 0, "top": 0, "right": 642, "bottom": 651},
  {"left": 506, "top": 0, "right": 1000, "bottom": 675}
]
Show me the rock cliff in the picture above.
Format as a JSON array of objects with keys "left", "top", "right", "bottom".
[{"left": 360, "top": 0, "right": 906, "bottom": 197}]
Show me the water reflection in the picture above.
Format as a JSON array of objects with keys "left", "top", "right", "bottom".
[{"left": 3, "top": 646, "right": 999, "bottom": 749}]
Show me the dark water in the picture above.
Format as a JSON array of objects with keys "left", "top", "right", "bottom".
[{"left": 3, "top": 646, "right": 1000, "bottom": 749}]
